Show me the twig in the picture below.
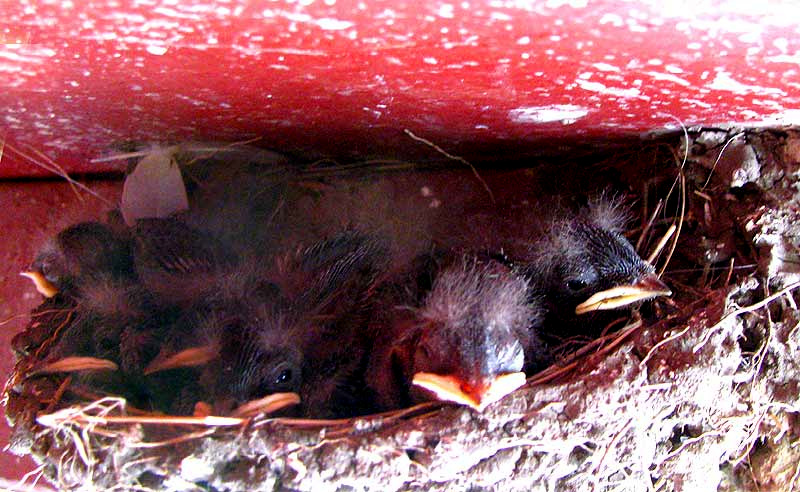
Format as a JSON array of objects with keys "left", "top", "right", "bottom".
[
  {"left": 45, "top": 376, "right": 72, "bottom": 413},
  {"left": 724, "top": 258, "right": 735, "bottom": 286},
  {"left": 596, "top": 320, "right": 643, "bottom": 355},
  {"left": 636, "top": 199, "right": 663, "bottom": 252},
  {"left": 693, "top": 189, "right": 712, "bottom": 201},
  {"left": 130, "top": 428, "right": 218, "bottom": 449},
  {"left": 785, "top": 288, "right": 798, "bottom": 311},
  {"left": 728, "top": 406, "right": 773, "bottom": 465},
  {"left": 262, "top": 401, "right": 442, "bottom": 430},
  {"left": 746, "top": 454, "right": 762, "bottom": 492},
  {"left": 0, "top": 312, "right": 31, "bottom": 327},
  {"left": 663, "top": 264, "right": 756, "bottom": 275},
  {"left": 529, "top": 321, "right": 641, "bottom": 385},
  {"left": 31, "top": 308, "right": 75, "bottom": 360},
  {"left": 655, "top": 116, "right": 689, "bottom": 277},
  {"left": 38, "top": 411, "right": 246, "bottom": 428},
  {"left": 789, "top": 443, "right": 800, "bottom": 492},
  {"left": 184, "top": 137, "right": 264, "bottom": 166},
  {"left": 658, "top": 171, "right": 685, "bottom": 278},
  {"left": 592, "top": 417, "right": 634, "bottom": 475},
  {"left": 639, "top": 324, "right": 693, "bottom": 370},
  {"left": 749, "top": 283, "right": 776, "bottom": 384},
  {"left": 302, "top": 158, "right": 419, "bottom": 177},
  {"left": 10, "top": 463, "right": 47, "bottom": 492},
  {"left": 656, "top": 430, "right": 725, "bottom": 466},
  {"left": 90, "top": 138, "right": 263, "bottom": 163}
]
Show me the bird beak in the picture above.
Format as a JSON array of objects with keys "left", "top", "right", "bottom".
[
  {"left": 20, "top": 271, "right": 59, "bottom": 298},
  {"left": 31, "top": 356, "right": 119, "bottom": 376},
  {"left": 143, "top": 345, "right": 218, "bottom": 375},
  {"left": 231, "top": 392, "right": 301, "bottom": 418},
  {"left": 574, "top": 273, "right": 672, "bottom": 315},
  {"left": 412, "top": 371, "right": 527, "bottom": 412}
]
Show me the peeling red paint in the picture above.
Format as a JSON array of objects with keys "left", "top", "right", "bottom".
[{"left": 2, "top": 1, "right": 800, "bottom": 177}]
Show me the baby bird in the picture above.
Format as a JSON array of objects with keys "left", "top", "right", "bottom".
[
  {"left": 144, "top": 231, "right": 389, "bottom": 418},
  {"left": 23, "top": 221, "right": 133, "bottom": 298},
  {"left": 28, "top": 276, "right": 165, "bottom": 409},
  {"left": 518, "top": 196, "right": 671, "bottom": 333},
  {"left": 144, "top": 279, "right": 301, "bottom": 416},
  {"left": 366, "top": 254, "right": 549, "bottom": 412}
]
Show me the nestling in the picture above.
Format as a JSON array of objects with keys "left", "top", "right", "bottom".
[
  {"left": 22, "top": 221, "right": 133, "bottom": 298},
  {"left": 518, "top": 196, "right": 671, "bottom": 333},
  {"left": 366, "top": 254, "right": 549, "bottom": 412},
  {"left": 145, "top": 231, "right": 389, "bottom": 418},
  {"left": 29, "top": 276, "right": 166, "bottom": 408}
]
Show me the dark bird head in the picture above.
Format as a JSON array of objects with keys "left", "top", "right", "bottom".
[
  {"left": 523, "top": 196, "right": 671, "bottom": 321},
  {"left": 200, "top": 300, "right": 305, "bottom": 414},
  {"left": 382, "top": 257, "right": 545, "bottom": 411},
  {"left": 23, "top": 221, "right": 133, "bottom": 298},
  {"left": 143, "top": 270, "right": 302, "bottom": 416},
  {"left": 72, "top": 278, "right": 161, "bottom": 372},
  {"left": 278, "top": 231, "right": 391, "bottom": 417}
]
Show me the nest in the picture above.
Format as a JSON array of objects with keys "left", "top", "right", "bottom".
[{"left": 5, "top": 128, "right": 800, "bottom": 491}]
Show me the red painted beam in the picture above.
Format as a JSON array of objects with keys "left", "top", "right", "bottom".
[{"left": 2, "top": 1, "right": 800, "bottom": 178}]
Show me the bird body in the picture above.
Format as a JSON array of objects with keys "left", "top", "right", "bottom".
[
  {"left": 516, "top": 196, "right": 671, "bottom": 337},
  {"left": 366, "top": 254, "right": 549, "bottom": 412},
  {"left": 22, "top": 153, "right": 670, "bottom": 422},
  {"left": 143, "top": 230, "right": 389, "bottom": 418},
  {"left": 132, "top": 216, "right": 232, "bottom": 307},
  {"left": 29, "top": 276, "right": 168, "bottom": 409}
]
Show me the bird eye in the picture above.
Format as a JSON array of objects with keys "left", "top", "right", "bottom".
[
  {"left": 566, "top": 279, "right": 588, "bottom": 291},
  {"left": 270, "top": 362, "right": 298, "bottom": 392},
  {"left": 247, "top": 362, "right": 297, "bottom": 400},
  {"left": 275, "top": 368, "right": 292, "bottom": 385},
  {"left": 39, "top": 258, "right": 60, "bottom": 283},
  {"left": 98, "top": 337, "right": 116, "bottom": 351}
]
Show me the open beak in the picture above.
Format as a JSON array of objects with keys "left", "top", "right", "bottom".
[
  {"left": 412, "top": 371, "right": 526, "bottom": 412},
  {"left": 231, "top": 392, "right": 301, "bottom": 418},
  {"left": 574, "top": 273, "right": 672, "bottom": 315},
  {"left": 143, "top": 345, "right": 218, "bottom": 375},
  {"left": 20, "top": 271, "right": 58, "bottom": 298}
]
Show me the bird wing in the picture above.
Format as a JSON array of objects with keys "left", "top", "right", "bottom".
[{"left": 134, "top": 218, "right": 217, "bottom": 275}]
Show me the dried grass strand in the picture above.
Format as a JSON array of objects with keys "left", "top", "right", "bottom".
[
  {"left": 647, "top": 224, "right": 676, "bottom": 265},
  {"left": 403, "top": 129, "right": 495, "bottom": 203},
  {"left": 528, "top": 320, "right": 642, "bottom": 386},
  {"left": 4, "top": 142, "right": 114, "bottom": 207},
  {"left": 636, "top": 199, "right": 663, "bottom": 253},
  {"left": 701, "top": 132, "right": 745, "bottom": 190}
]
